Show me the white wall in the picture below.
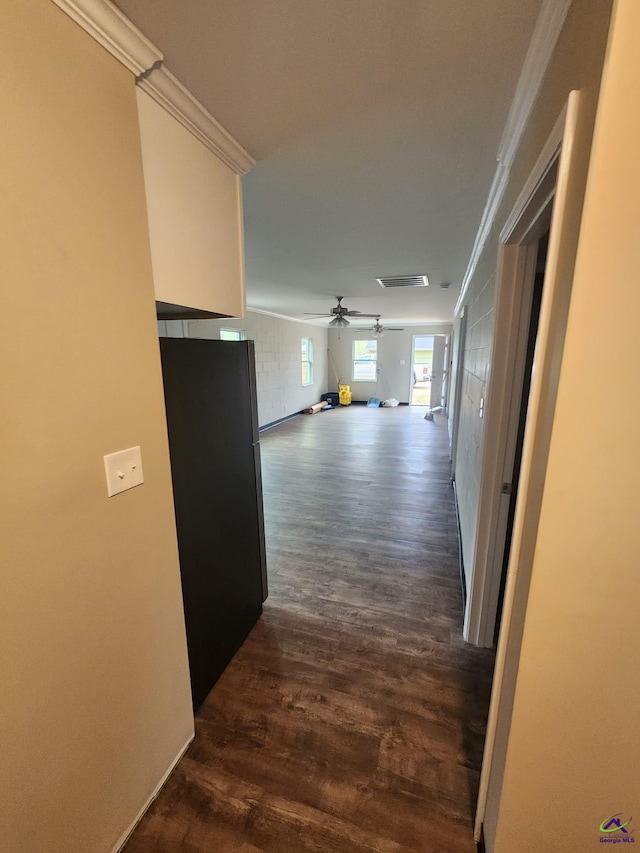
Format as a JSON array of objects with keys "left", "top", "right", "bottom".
[
  {"left": 328, "top": 324, "right": 452, "bottom": 403},
  {"left": 159, "top": 311, "right": 329, "bottom": 427},
  {"left": 137, "top": 88, "right": 245, "bottom": 316},
  {"left": 452, "top": 0, "right": 613, "bottom": 601},
  {"left": 454, "top": 275, "right": 495, "bottom": 590},
  {"left": 491, "top": 2, "right": 640, "bottom": 848}
]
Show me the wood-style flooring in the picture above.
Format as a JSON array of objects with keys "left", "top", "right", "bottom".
[{"left": 124, "top": 405, "right": 495, "bottom": 853}]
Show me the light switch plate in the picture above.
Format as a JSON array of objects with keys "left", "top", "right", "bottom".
[{"left": 104, "top": 446, "right": 144, "bottom": 497}]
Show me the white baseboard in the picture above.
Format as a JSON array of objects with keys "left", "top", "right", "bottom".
[{"left": 112, "top": 733, "right": 195, "bottom": 852}]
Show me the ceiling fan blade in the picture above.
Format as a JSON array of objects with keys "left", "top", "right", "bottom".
[
  {"left": 345, "top": 311, "right": 381, "bottom": 318},
  {"left": 304, "top": 313, "right": 333, "bottom": 318},
  {"left": 386, "top": 327, "right": 405, "bottom": 331}
]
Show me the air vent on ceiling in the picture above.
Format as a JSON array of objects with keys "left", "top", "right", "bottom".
[{"left": 376, "top": 275, "right": 429, "bottom": 288}]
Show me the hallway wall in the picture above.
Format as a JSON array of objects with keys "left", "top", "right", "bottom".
[
  {"left": 492, "top": 1, "right": 640, "bottom": 848},
  {"left": 452, "top": 1, "right": 614, "bottom": 847},
  {"left": 447, "top": 0, "right": 621, "bottom": 849},
  {"left": 453, "top": 0, "right": 613, "bottom": 598},
  {"left": 0, "top": 3, "right": 194, "bottom": 850}
]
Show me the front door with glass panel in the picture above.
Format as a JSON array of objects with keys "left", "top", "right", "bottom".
[{"left": 410, "top": 336, "right": 433, "bottom": 405}]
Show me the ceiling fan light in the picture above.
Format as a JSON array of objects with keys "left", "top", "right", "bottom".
[{"left": 329, "top": 316, "right": 349, "bottom": 328}]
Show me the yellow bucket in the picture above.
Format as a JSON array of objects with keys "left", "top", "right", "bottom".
[{"left": 338, "top": 384, "right": 352, "bottom": 406}]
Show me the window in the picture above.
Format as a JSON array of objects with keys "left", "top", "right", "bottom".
[
  {"left": 220, "top": 328, "right": 245, "bottom": 341},
  {"left": 353, "top": 340, "right": 378, "bottom": 381},
  {"left": 301, "top": 338, "right": 313, "bottom": 386}
]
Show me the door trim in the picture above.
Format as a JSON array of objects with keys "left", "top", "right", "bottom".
[
  {"left": 464, "top": 101, "right": 569, "bottom": 647},
  {"left": 430, "top": 334, "right": 448, "bottom": 409},
  {"left": 450, "top": 310, "right": 467, "bottom": 478},
  {"left": 408, "top": 334, "right": 434, "bottom": 406},
  {"left": 474, "top": 90, "right": 585, "bottom": 842}
]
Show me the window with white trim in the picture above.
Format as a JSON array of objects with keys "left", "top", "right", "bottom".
[
  {"left": 220, "top": 328, "right": 245, "bottom": 341},
  {"left": 301, "top": 338, "right": 313, "bottom": 386},
  {"left": 353, "top": 340, "right": 377, "bottom": 381}
]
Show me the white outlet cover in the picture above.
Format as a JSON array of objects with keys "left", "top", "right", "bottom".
[{"left": 104, "top": 446, "right": 144, "bottom": 497}]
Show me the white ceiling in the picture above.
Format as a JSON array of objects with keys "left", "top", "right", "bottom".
[{"left": 114, "top": 0, "right": 543, "bottom": 327}]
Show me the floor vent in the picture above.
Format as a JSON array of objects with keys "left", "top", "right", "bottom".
[{"left": 376, "top": 274, "right": 429, "bottom": 288}]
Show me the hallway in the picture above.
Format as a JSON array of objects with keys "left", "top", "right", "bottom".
[{"left": 124, "top": 406, "right": 495, "bottom": 852}]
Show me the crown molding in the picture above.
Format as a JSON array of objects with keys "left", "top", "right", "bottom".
[
  {"left": 497, "top": 0, "right": 573, "bottom": 167},
  {"left": 455, "top": 0, "right": 572, "bottom": 316},
  {"left": 137, "top": 66, "right": 255, "bottom": 176},
  {"left": 49, "top": 0, "right": 162, "bottom": 75},
  {"left": 500, "top": 101, "right": 568, "bottom": 243},
  {"left": 244, "top": 308, "right": 451, "bottom": 331},
  {"left": 246, "top": 308, "right": 318, "bottom": 325},
  {"left": 50, "top": 0, "right": 254, "bottom": 175},
  {"left": 454, "top": 162, "right": 511, "bottom": 317}
]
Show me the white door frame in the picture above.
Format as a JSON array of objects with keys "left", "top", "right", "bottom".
[
  {"left": 408, "top": 334, "right": 434, "bottom": 405},
  {"left": 473, "top": 90, "right": 589, "bottom": 841},
  {"left": 464, "top": 96, "right": 573, "bottom": 647},
  {"left": 450, "top": 309, "right": 468, "bottom": 479},
  {"left": 430, "top": 334, "right": 447, "bottom": 408}
]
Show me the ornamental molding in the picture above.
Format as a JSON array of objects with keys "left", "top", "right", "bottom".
[{"left": 50, "top": 0, "right": 162, "bottom": 75}]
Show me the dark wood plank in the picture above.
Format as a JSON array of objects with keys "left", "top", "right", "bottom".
[{"left": 124, "top": 406, "right": 494, "bottom": 852}]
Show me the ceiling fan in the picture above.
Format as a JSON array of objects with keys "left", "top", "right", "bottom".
[
  {"left": 304, "top": 296, "right": 380, "bottom": 327},
  {"left": 370, "top": 319, "right": 405, "bottom": 337}
]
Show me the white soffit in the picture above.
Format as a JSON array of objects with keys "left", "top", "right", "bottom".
[
  {"left": 49, "top": 0, "right": 255, "bottom": 176},
  {"left": 454, "top": 0, "right": 573, "bottom": 316},
  {"left": 137, "top": 67, "right": 255, "bottom": 175},
  {"left": 49, "top": 0, "right": 162, "bottom": 75}
]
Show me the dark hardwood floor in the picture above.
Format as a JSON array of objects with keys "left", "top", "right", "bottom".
[{"left": 124, "top": 405, "right": 495, "bottom": 853}]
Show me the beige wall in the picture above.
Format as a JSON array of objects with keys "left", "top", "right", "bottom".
[
  {"left": 492, "top": 1, "right": 640, "bottom": 848},
  {"left": 137, "top": 88, "right": 246, "bottom": 316},
  {"left": 328, "top": 324, "right": 452, "bottom": 403},
  {"left": 0, "top": 3, "right": 193, "bottom": 851}
]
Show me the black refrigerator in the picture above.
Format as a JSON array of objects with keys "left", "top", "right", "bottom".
[{"left": 159, "top": 337, "right": 268, "bottom": 710}]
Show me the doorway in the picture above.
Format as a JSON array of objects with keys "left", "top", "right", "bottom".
[
  {"left": 492, "top": 230, "right": 548, "bottom": 644},
  {"left": 472, "top": 91, "right": 590, "bottom": 847},
  {"left": 463, "top": 102, "right": 569, "bottom": 649},
  {"left": 409, "top": 335, "right": 433, "bottom": 405},
  {"left": 410, "top": 335, "right": 448, "bottom": 406}
]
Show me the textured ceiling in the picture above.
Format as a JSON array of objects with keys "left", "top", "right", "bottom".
[{"left": 115, "top": 0, "right": 543, "bottom": 326}]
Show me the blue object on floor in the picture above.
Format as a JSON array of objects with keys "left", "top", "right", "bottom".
[{"left": 367, "top": 397, "right": 380, "bottom": 407}]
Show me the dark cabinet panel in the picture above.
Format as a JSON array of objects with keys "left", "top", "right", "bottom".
[{"left": 160, "top": 338, "right": 266, "bottom": 710}]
